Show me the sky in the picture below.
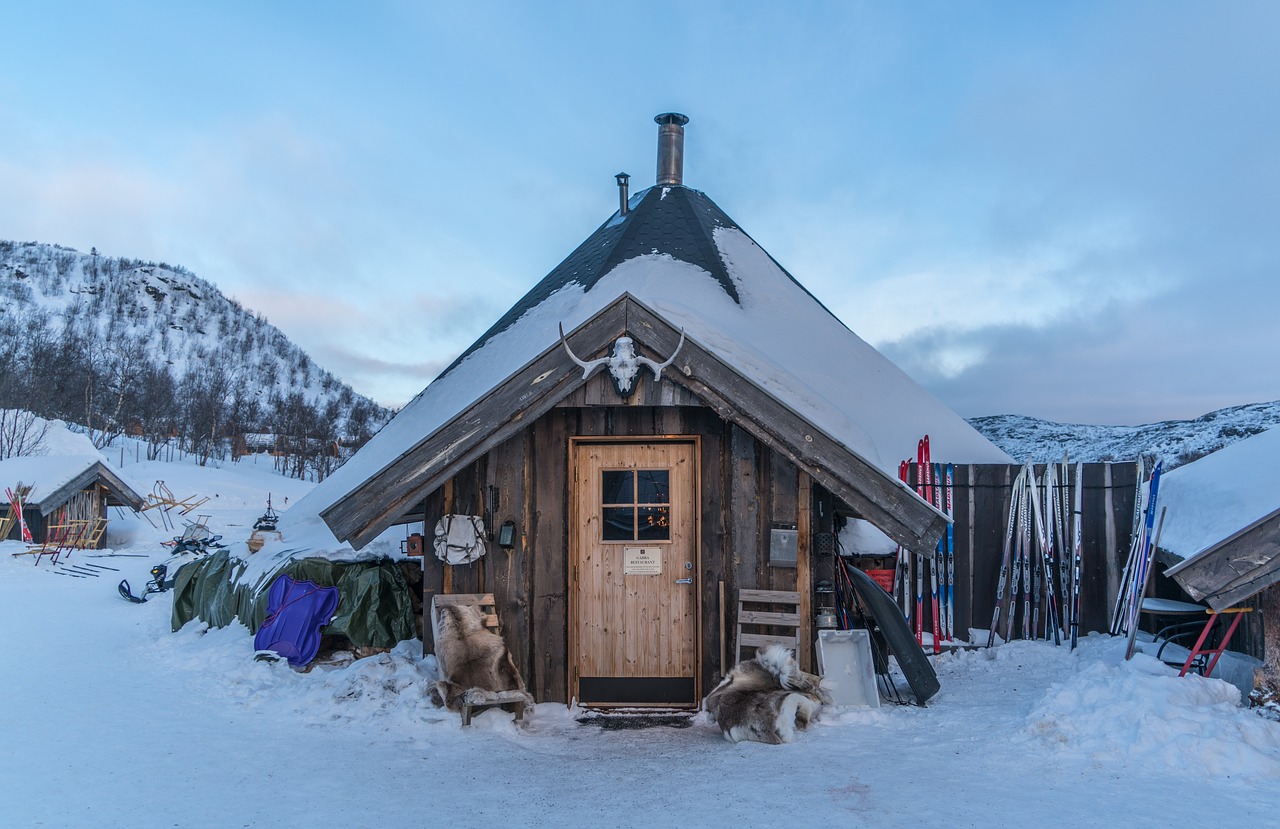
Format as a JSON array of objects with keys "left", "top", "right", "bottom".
[{"left": 2, "top": 1, "right": 1277, "bottom": 425}]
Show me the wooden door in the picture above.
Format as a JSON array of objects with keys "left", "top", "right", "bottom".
[{"left": 571, "top": 440, "right": 699, "bottom": 706}]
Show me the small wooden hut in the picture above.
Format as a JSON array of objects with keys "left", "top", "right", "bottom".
[
  {"left": 0, "top": 454, "right": 145, "bottom": 546},
  {"left": 1158, "top": 427, "right": 1280, "bottom": 687},
  {"left": 296, "top": 114, "right": 1012, "bottom": 706}
]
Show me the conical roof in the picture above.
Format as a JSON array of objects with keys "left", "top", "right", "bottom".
[{"left": 445, "top": 184, "right": 831, "bottom": 374}]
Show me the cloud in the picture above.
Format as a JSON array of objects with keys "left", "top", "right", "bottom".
[
  {"left": 229, "top": 285, "right": 510, "bottom": 407},
  {"left": 888, "top": 271, "right": 1280, "bottom": 425}
]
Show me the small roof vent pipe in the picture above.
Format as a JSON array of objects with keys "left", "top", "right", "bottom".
[
  {"left": 655, "top": 113, "right": 689, "bottom": 186},
  {"left": 615, "top": 172, "right": 630, "bottom": 215}
]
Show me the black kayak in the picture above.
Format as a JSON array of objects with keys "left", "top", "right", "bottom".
[{"left": 845, "top": 563, "right": 941, "bottom": 705}]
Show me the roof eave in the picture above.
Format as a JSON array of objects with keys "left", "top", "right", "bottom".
[{"left": 1165, "top": 505, "right": 1280, "bottom": 609}]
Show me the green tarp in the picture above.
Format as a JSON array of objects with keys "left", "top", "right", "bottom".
[{"left": 171, "top": 550, "right": 418, "bottom": 649}]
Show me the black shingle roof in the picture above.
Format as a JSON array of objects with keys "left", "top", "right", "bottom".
[{"left": 440, "top": 184, "right": 831, "bottom": 378}]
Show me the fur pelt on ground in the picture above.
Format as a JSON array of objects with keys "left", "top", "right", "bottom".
[
  {"left": 704, "top": 644, "right": 830, "bottom": 744},
  {"left": 428, "top": 604, "right": 534, "bottom": 712}
]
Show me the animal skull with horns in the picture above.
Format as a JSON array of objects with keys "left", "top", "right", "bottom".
[{"left": 559, "top": 323, "right": 686, "bottom": 398}]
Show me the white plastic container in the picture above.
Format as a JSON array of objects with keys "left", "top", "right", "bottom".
[{"left": 816, "top": 628, "right": 880, "bottom": 708}]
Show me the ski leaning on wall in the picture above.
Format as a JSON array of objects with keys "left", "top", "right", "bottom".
[
  {"left": 899, "top": 435, "right": 955, "bottom": 652},
  {"left": 1110, "top": 458, "right": 1147, "bottom": 635},
  {"left": 987, "top": 459, "right": 1086, "bottom": 647},
  {"left": 6, "top": 485, "right": 33, "bottom": 543},
  {"left": 893, "top": 459, "right": 912, "bottom": 620},
  {"left": 1112, "top": 461, "right": 1165, "bottom": 645}
]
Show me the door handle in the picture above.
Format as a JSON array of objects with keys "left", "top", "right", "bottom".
[{"left": 676, "top": 577, "right": 692, "bottom": 584}]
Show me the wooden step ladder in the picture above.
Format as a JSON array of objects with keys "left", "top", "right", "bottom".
[{"left": 735, "top": 589, "right": 802, "bottom": 664}]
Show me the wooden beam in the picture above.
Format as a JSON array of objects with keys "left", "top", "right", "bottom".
[
  {"left": 324, "top": 294, "right": 946, "bottom": 555},
  {"left": 797, "top": 472, "right": 813, "bottom": 672},
  {"left": 1168, "top": 509, "right": 1280, "bottom": 610}
]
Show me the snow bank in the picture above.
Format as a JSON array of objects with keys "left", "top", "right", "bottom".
[{"left": 1026, "top": 652, "right": 1280, "bottom": 780}]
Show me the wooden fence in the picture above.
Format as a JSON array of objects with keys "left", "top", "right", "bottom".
[{"left": 848, "top": 462, "right": 1263, "bottom": 655}]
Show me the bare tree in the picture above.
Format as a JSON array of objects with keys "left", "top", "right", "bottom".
[{"left": 0, "top": 409, "right": 49, "bottom": 460}]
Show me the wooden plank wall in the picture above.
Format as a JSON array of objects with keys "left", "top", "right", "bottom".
[
  {"left": 932, "top": 461, "right": 1259, "bottom": 655},
  {"left": 415, "top": 403, "right": 813, "bottom": 702}
]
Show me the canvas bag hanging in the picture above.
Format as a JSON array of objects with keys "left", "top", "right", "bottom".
[{"left": 433, "top": 514, "right": 488, "bottom": 565}]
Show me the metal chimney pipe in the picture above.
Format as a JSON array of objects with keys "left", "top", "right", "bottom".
[
  {"left": 654, "top": 112, "right": 689, "bottom": 186},
  {"left": 615, "top": 172, "right": 630, "bottom": 215}
]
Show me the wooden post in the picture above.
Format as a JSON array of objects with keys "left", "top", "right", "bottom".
[
  {"left": 965, "top": 464, "right": 977, "bottom": 639},
  {"left": 1103, "top": 463, "right": 1117, "bottom": 619},
  {"left": 442, "top": 478, "right": 454, "bottom": 595},
  {"left": 718, "top": 579, "right": 726, "bottom": 674},
  {"left": 797, "top": 472, "right": 812, "bottom": 672}
]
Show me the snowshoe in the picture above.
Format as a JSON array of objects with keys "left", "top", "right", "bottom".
[{"left": 116, "top": 564, "right": 176, "bottom": 604}]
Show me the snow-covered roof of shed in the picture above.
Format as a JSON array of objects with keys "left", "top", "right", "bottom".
[
  {"left": 1158, "top": 426, "right": 1280, "bottom": 563},
  {"left": 293, "top": 184, "right": 1009, "bottom": 538},
  {"left": 0, "top": 454, "right": 143, "bottom": 513}
]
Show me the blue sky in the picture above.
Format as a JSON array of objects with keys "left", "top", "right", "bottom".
[{"left": 2, "top": 1, "right": 1277, "bottom": 424}]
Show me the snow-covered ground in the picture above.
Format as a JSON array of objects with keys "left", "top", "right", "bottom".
[{"left": 1, "top": 454, "right": 1277, "bottom": 827}]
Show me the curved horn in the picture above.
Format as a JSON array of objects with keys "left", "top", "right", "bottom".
[
  {"left": 559, "top": 322, "right": 607, "bottom": 379},
  {"left": 637, "top": 328, "right": 686, "bottom": 380}
]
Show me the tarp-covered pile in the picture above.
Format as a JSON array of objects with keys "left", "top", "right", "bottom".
[{"left": 171, "top": 550, "right": 418, "bottom": 649}]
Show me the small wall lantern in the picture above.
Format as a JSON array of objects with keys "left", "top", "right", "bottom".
[{"left": 497, "top": 520, "right": 517, "bottom": 549}]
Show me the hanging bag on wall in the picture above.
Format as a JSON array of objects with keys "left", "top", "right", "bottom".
[{"left": 433, "top": 514, "right": 488, "bottom": 565}]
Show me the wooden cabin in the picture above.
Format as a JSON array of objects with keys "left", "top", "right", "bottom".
[{"left": 298, "top": 114, "right": 1012, "bottom": 707}]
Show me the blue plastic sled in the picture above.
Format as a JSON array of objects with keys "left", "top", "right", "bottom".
[{"left": 253, "top": 574, "right": 340, "bottom": 668}]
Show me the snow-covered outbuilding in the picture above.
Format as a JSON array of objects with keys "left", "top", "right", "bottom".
[
  {"left": 0, "top": 454, "right": 145, "bottom": 546},
  {"left": 295, "top": 114, "right": 1011, "bottom": 706}
]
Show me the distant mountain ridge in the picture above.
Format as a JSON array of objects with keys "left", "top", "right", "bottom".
[
  {"left": 0, "top": 239, "right": 390, "bottom": 476},
  {"left": 968, "top": 400, "right": 1280, "bottom": 468}
]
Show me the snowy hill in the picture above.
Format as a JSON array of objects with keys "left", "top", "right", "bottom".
[
  {"left": 0, "top": 239, "right": 389, "bottom": 472},
  {"left": 969, "top": 400, "right": 1280, "bottom": 468}
]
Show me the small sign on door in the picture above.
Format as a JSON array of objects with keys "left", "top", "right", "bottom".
[{"left": 623, "top": 547, "right": 663, "bottom": 575}]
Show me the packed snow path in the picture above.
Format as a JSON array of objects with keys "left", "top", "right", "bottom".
[{"left": 2, "top": 549, "right": 1276, "bottom": 828}]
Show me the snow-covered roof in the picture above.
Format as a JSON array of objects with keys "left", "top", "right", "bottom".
[
  {"left": 1158, "top": 426, "right": 1280, "bottom": 562},
  {"left": 1159, "top": 426, "right": 1280, "bottom": 608},
  {"left": 291, "top": 184, "right": 1010, "bottom": 550}
]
